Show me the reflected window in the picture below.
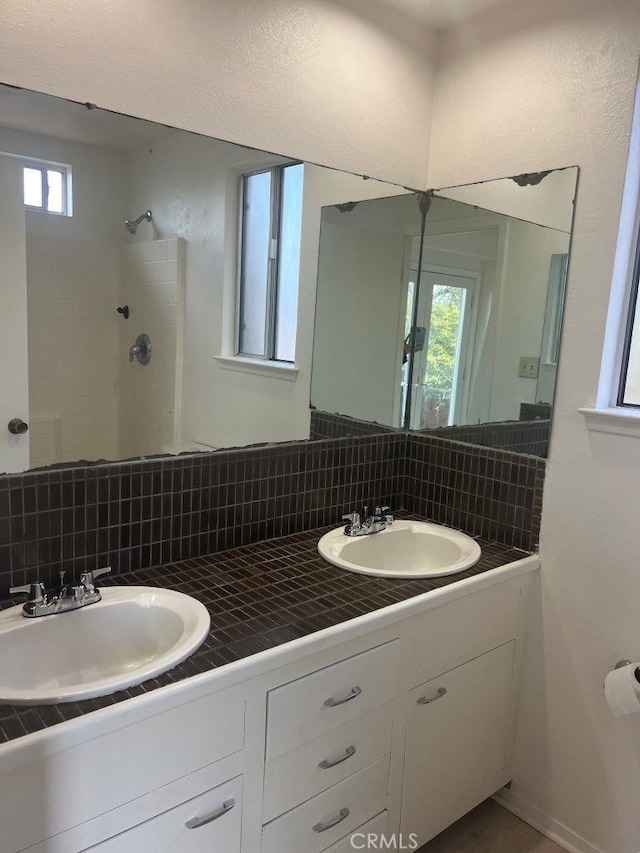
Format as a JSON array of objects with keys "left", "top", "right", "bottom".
[
  {"left": 22, "top": 160, "right": 71, "bottom": 215},
  {"left": 238, "top": 163, "right": 303, "bottom": 362}
]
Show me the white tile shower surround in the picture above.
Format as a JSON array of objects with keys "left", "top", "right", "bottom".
[
  {"left": 25, "top": 236, "right": 184, "bottom": 467},
  {"left": 26, "top": 235, "right": 120, "bottom": 467},
  {"left": 117, "top": 237, "right": 184, "bottom": 459}
]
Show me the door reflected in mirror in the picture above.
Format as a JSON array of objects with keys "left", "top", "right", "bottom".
[{"left": 310, "top": 167, "right": 578, "bottom": 458}]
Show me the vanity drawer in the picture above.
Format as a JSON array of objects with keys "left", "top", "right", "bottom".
[
  {"left": 411, "top": 580, "right": 521, "bottom": 686},
  {"left": 323, "top": 811, "right": 388, "bottom": 853},
  {"left": 263, "top": 701, "right": 394, "bottom": 821},
  {"left": 1, "top": 690, "right": 245, "bottom": 853},
  {"left": 262, "top": 757, "right": 390, "bottom": 853},
  {"left": 266, "top": 640, "right": 399, "bottom": 759},
  {"left": 81, "top": 775, "right": 242, "bottom": 852}
]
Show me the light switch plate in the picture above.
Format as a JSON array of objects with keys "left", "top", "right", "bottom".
[{"left": 518, "top": 356, "right": 540, "bottom": 379}]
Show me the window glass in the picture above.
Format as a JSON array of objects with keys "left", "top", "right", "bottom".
[
  {"left": 23, "top": 167, "right": 42, "bottom": 207},
  {"left": 47, "top": 169, "right": 64, "bottom": 213},
  {"left": 621, "top": 283, "right": 640, "bottom": 405},
  {"left": 275, "top": 163, "right": 303, "bottom": 362},
  {"left": 238, "top": 171, "right": 272, "bottom": 357}
]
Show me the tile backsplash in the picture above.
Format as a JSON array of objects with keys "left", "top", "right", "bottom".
[
  {"left": 0, "top": 431, "right": 544, "bottom": 592},
  {"left": 402, "top": 433, "right": 545, "bottom": 551}
]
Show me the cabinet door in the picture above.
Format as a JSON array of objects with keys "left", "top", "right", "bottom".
[
  {"left": 82, "top": 775, "right": 242, "bottom": 853},
  {"left": 401, "top": 641, "right": 515, "bottom": 845}
]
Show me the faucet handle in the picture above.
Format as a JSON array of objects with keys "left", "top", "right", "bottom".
[
  {"left": 80, "top": 566, "right": 112, "bottom": 591},
  {"left": 342, "top": 512, "right": 360, "bottom": 526},
  {"left": 9, "top": 582, "right": 46, "bottom": 604},
  {"left": 374, "top": 506, "right": 390, "bottom": 515}
]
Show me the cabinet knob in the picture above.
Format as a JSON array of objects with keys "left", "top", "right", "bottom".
[{"left": 7, "top": 418, "right": 28, "bottom": 435}]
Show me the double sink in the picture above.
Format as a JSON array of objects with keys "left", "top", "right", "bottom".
[{"left": 0, "top": 518, "right": 480, "bottom": 706}]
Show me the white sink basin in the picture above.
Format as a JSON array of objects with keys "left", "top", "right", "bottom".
[
  {"left": 318, "top": 520, "right": 481, "bottom": 579},
  {"left": 0, "top": 586, "right": 211, "bottom": 705}
]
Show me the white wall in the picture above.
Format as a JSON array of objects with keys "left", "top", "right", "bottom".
[
  {"left": 0, "top": 0, "right": 435, "bottom": 189},
  {"left": 490, "top": 220, "right": 570, "bottom": 422},
  {"left": 430, "top": 2, "right": 640, "bottom": 850},
  {"left": 312, "top": 223, "right": 406, "bottom": 424}
]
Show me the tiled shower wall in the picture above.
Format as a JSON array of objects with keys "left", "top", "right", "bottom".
[
  {"left": 26, "top": 235, "right": 120, "bottom": 467},
  {"left": 0, "top": 431, "right": 544, "bottom": 593},
  {"left": 118, "top": 237, "right": 185, "bottom": 458}
]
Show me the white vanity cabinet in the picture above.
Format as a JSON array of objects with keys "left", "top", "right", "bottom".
[
  {"left": 0, "top": 559, "right": 537, "bottom": 853},
  {"left": 262, "top": 641, "right": 399, "bottom": 851},
  {"left": 401, "top": 641, "right": 516, "bottom": 845}
]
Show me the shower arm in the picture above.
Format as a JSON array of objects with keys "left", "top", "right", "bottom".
[{"left": 125, "top": 210, "right": 153, "bottom": 234}]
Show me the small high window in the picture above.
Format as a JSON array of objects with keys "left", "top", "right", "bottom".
[
  {"left": 237, "top": 163, "right": 303, "bottom": 362},
  {"left": 23, "top": 160, "right": 71, "bottom": 215}
]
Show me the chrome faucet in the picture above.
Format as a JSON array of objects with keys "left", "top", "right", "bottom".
[
  {"left": 342, "top": 505, "right": 394, "bottom": 537},
  {"left": 9, "top": 567, "right": 112, "bottom": 618}
]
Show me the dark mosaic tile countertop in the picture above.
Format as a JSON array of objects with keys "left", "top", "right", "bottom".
[{"left": 0, "top": 524, "right": 531, "bottom": 745}]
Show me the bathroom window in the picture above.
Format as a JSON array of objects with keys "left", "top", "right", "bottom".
[
  {"left": 237, "top": 162, "right": 303, "bottom": 362},
  {"left": 22, "top": 160, "right": 72, "bottom": 215},
  {"left": 618, "top": 235, "right": 640, "bottom": 406}
]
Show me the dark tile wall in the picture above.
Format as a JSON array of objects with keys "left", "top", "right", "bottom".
[
  {"left": 520, "top": 402, "right": 553, "bottom": 421},
  {"left": 401, "top": 433, "right": 545, "bottom": 551},
  {"left": 0, "top": 434, "right": 404, "bottom": 593},
  {"left": 0, "top": 429, "right": 544, "bottom": 594},
  {"left": 310, "top": 410, "right": 399, "bottom": 440},
  {"left": 418, "top": 419, "right": 550, "bottom": 458}
]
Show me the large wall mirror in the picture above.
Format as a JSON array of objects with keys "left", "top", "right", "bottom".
[
  {"left": 0, "top": 84, "right": 576, "bottom": 475},
  {"left": 0, "top": 84, "right": 409, "bottom": 475},
  {"left": 311, "top": 167, "right": 578, "bottom": 457}
]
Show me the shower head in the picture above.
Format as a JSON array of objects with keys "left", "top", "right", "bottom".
[{"left": 125, "top": 210, "right": 153, "bottom": 235}]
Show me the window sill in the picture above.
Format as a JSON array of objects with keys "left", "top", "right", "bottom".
[
  {"left": 580, "top": 406, "right": 640, "bottom": 438},
  {"left": 213, "top": 355, "right": 298, "bottom": 382}
]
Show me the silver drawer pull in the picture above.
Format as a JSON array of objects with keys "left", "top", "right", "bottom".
[
  {"left": 417, "top": 687, "right": 447, "bottom": 705},
  {"left": 312, "top": 807, "right": 350, "bottom": 833},
  {"left": 318, "top": 745, "right": 356, "bottom": 769},
  {"left": 185, "top": 798, "right": 235, "bottom": 829},
  {"left": 324, "top": 685, "right": 362, "bottom": 707}
]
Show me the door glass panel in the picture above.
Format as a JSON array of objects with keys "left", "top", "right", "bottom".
[
  {"left": 419, "top": 284, "right": 465, "bottom": 428},
  {"left": 409, "top": 270, "right": 474, "bottom": 430}
]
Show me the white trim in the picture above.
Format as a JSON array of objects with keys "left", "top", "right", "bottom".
[
  {"left": 596, "top": 66, "right": 640, "bottom": 409},
  {"left": 580, "top": 406, "right": 640, "bottom": 437},
  {"left": 493, "top": 788, "right": 604, "bottom": 853},
  {"left": 213, "top": 354, "right": 298, "bottom": 381}
]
